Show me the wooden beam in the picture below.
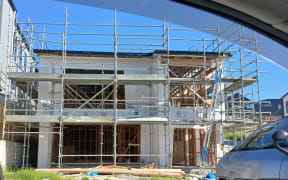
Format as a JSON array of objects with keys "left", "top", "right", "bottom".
[
  {"left": 65, "top": 85, "right": 95, "bottom": 108},
  {"left": 169, "top": 68, "right": 179, "bottom": 78},
  {"left": 167, "top": 57, "right": 213, "bottom": 66},
  {"left": 70, "top": 81, "right": 115, "bottom": 115},
  {"left": 96, "top": 87, "right": 115, "bottom": 108},
  {"left": 67, "top": 84, "right": 95, "bottom": 102}
]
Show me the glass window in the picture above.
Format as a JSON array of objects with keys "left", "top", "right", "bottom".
[
  {"left": 236, "top": 119, "right": 288, "bottom": 151},
  {"left": 278, "top": 104, "right": 282, "bottom": 110},
  {"left": 246, "top": 104, "right": 253, "bottom": 110},
  {"left": 286, "top": 101, "right": 288, "bottom": 114},
  {"left": 262, "top": 103, "right": 272, "bottom": 108}
]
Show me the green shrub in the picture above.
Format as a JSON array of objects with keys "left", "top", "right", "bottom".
[{"left": 224, "top": 131, "right": 245, "bottom": 141}]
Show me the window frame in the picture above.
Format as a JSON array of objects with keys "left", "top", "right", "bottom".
[{"left": 234, "top": 119, "right": 288, "bottom": 151}]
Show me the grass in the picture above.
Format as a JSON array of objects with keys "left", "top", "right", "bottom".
[
  {"left": 80, "top": 178, "right": 89, "bottom": 180},
  {"left": 3, "top": 168, "right": 70, "bottom": 180},
  {"left": 3, "top": 169, "right": 187, "bottom": 180}
]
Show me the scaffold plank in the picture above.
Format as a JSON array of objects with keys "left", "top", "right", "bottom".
[
  {"left": 6, "top": 115, "right": 168, "bottom": 124},
  {"left": 7, "top": 72, "right": 166, "bottom": 84}
]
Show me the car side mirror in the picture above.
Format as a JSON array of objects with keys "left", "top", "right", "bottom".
[{"left": 272, "top": 130, "right": 288, "bottom": 156}]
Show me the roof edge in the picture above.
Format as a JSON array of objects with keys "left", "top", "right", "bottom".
[
  {"left": 33, "top": 49, "right": 231, "bottom": 57},
  {"left": 8, "top": 0, "right": 16, "bottom": 12},
  {"left": 281, "top": 92, "right": 288, "bottom": 100}
]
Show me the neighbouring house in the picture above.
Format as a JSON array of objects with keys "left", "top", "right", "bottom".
[
  {"left": 281, "top": 93, "right": 288, "bottom": 118},
  {"left": 0, "top": 0, "right": 36, "bottom": 168},
  {"left": 255, "top": 99, "right": 283, "bottom": 122}
]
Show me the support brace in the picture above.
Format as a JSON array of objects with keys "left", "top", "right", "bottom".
[{"left": 70, "top": 80, "right": 115, "bottom": 116}]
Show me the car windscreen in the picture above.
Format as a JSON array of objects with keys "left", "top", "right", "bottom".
[{"left": 235, "top": 119, "right": 288, "bottom": 151}]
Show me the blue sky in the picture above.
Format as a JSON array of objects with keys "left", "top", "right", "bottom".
[{"left": 13, "top": 0, "right": 288, "bottom": 100}]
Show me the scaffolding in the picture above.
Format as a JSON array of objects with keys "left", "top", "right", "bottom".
[{"left": 0, "top": 8, "right": 264, "bottom": 169}]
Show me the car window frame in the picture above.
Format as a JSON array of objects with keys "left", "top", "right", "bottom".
[{"left": 233, "top": 119, "right": 288, "bottom": 151}]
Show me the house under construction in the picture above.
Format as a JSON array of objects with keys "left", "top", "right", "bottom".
[{"left": 0, "top": 2, "right": 263, "bottom": 170}]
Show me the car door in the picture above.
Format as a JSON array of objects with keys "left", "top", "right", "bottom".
[
  {"left": 217, "top": 119, "right": 288, "bottom": 180},
  {"left": 273, "top": 120, "right": 288, "bottom": 180},
  {"left": 280, "top": 157, "right": 288, "bottom": 179},
  {"left": 218, "top": 148, "right": 285, "bottom": 179}
]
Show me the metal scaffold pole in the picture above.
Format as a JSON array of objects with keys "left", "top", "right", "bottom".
[
  {"left": 24, "top": 20, "right": 34, "bottom": 167},
  {"left": 22, "top": 124, "right": 27, "bottom": 168},
  {"left": 1, "top": 82, "right": 7, "bottom": 141},
  {"left": 162, "top": 20, "right": 167, "bottom": 167},
  {"left": 166, "top": 22, "right": 173, "bottom": 168},
  {"left": 113, "top": 8, "right": 118, "bottom": 166},
  {"left": 58, "top": 7, "right": 68, "bottom": 168},
  {"left": 25, "top": 82, "right": 33, "bottom": 167},
  {"left": 237, "top": 26, "right": 246, "bottom": 138},
  {"left": 254, "top": 32, "right": 262, "bottom": 126},
  {"left": 239, "top": 47, "right": 246, "bottom": 137},
  {"left": 100, "top": 124, "right": 104, "bottom": 165},
  {"left": 2, "top": 8, "right": 13, "bottom": 141},
  {"left": 22, "top": 83, "right": 30, "bottom": 167},
  {"left": 203, "top": 38, "right": 208, "bottom": 121}
]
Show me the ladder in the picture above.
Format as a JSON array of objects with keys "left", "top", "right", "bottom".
[{"left": 200, "top": 62, "right": 224, "bottom": 171}]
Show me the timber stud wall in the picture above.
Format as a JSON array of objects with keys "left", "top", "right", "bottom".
[
  {"left": 173, "top": 127, "right": 216, "bottom": 167},
  {"left": 52, "top": 124, "right": 140, "bottom": 165}
]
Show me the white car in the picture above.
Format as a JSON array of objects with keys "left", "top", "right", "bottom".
[{"left": 216, "top": 118, "right": 288, "bottom": 180}]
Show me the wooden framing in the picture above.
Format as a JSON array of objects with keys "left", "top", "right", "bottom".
[
  {"left": 188, "top": 128, "right": 197, "bottom": 166},
  {"left": 161, "top": 56, "right": 216, "bottom": 67},
  {"left": 117, "top": 125, "right": 140, "bottom": 163},
  {"left": 169, "top": 65, "right": 213, "bottom": 107},
  {"left": 173, "top": 127, "right": 216, "bottom": 167},
  {"left": 173, "top": 128, "right": 186, "bottom": 165},
  {"left": 64, "top": 84, "right": 125, "bottom": 109},
  {"left": 52, "top": 124, "right": 140, "bottom": 164}
]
